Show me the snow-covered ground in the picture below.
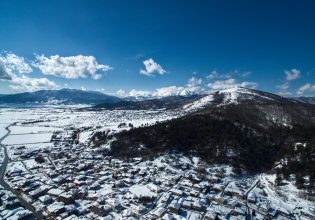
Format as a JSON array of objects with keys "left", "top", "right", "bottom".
[
  {"left": 3, "top": 133, "right": 53, "bottom": 145},
  {"left": 0, "top": 126, "right": 7, "bottom": 139},
  {"left": 0, "top": 107, "right": 180, "bottom": 146},
  {"left": 182, "top": 87, "right": 276, "bottom": 112},
  {"left": 129, "top": 184, "right": 157, "bottom": 197},
  {"left": 10, "top": 125, "right": 61, "bottom": 135},
  {"left": 0, "top": 106, "right": 314, "bottom": 220}
]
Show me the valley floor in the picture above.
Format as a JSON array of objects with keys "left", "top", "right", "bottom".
[{"left": 0, "top": 107, "right": 314, "bottom": 220}]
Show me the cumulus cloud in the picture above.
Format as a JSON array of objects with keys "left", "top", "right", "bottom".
[
  {"left": 130, "top": 77, "right": 204, "bottom": 97},
  {"left": 129, "top": 89, "right": 152, "bottom": 97},
  {"left": 153, "top": 86, "right": 185, "bottom": 97},
  {"left": 297, "top": 83, "right": 315, "bottom": 96},
  {"left": 187, "top": 77, "right": 202, "bottom": 87},
  {"left": 207, "top": 79, "right": 237, "bottom": 90},
  {"left": 0, "top": 52, "right": 32, "bottom": 74},
  {"left": 0, "top": 52, "right": 58, "bottom": 92},
  {"left": 33, "top": 54, "right": 112, "bottom": 80},
  {"left": 184, "top": 77, "right": 205, "bottom": 95},
  {"left": 10, "top": 75, "right": 58, "bottom": 92},
  {"left": 0, "top": 62, "right": 12, "bottom": 81},
  {"left": 285, "top": 69, "right": 301, "bottom": 81},
  {"left": 206, "top": 70, "right": 231, "bottom": 80},
  {"left": 207, "top": 79, "right": 257, "bottom": 91},
  {"left": 276, "top": 69, "right": 301, "bottom": 95},
  {"left": 140, "top": 58, "right": 166, "bottom": 76},
  {"left": 116, "top": 89, "right": 126, "bottom": 97}
]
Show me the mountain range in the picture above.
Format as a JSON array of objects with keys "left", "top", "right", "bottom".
[
  {"left": 0, "top": 88, "right": 314, "bottom": 108},
  {"left": 0, "top": 89, "right": 120, "bottom": 105}
]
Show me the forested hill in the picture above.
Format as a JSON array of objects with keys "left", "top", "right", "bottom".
[{"left": 100, "top": 88, "right": 315, "bottom": 195}]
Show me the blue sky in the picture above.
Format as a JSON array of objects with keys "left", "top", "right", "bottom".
[{"left": 0, "top": 0, "right": 314, "bottom": 96}]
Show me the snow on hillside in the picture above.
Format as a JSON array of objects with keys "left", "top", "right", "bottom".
[
  {"left": 183, "top": 87, "right": 276, "bottom": 112},
  {"left": 182, "top": 94, "right": 214, "bottom": 112}
]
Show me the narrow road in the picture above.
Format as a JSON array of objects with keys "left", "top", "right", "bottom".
[
  {"left": 220, "top": 180, "right": 232, "bottom": 196},
  {"left": 0, "top": 124, "right": 43, "bottom": 219},
  {"left": 0, "top": 125, "right": 12, "bottom": 179},
  {"left": 244, "top": 177, "right": 261, "bottom": 218}
]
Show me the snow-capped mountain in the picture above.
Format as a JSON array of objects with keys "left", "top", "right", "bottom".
[
  {"left": 0, "top": 89, "right": 121, "bottom": 105},
  {"left": 183, "top": 87, "right": 296, "bottom": 112},
  {"left": 179, "top": 87, "right": 315, "bottom": 128}
]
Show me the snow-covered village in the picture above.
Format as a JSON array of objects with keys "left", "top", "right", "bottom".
[
  {"left": 1, "top": 1, "right": 315, "bottom": 219},
  {"left": 0, "top": 107, "right": 314, "bottom": 220}
]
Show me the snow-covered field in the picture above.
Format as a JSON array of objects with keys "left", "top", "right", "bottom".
[
  {"left": 10, "top": 125, "right": 61, "bottom": 135},
  {"left": 0, "top": 127, "right": 6, "bottom": 139},
  {"left": 0, "top": 107, "right": 180, "bottom": 157},
  {"left": 0, "top": 107, "right": 180, "bottom": 143},
  {"left": 2, "top": 133, "right": 53, "bottom": 145}
]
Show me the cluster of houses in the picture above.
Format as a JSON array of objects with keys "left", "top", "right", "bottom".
[
  {"left": 0, "top": 185, "right": 33, "bottom": 219},
  {"left": 1, "top": 129, "right": 314, "bottom": 220}
]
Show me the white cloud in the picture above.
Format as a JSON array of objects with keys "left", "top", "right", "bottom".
[
  {"left": 239, "top": 81, "right": 258, "bottom": 89},
  {"left": 277, "top": 91, "right": 292, "bottom": 96},
  {"left": 207, "top": 70, "right": 230, "bottom": 80},
  {"left": 33, "top": 54, "right": 112, "bottom": 80},
  {"left": 277, "top": 82, "right": 289, "bottom": 90},
  {"left": 129, "top": 89, "right": 152, "bottom": 97},
  {"left": 0, "top": 53, "right": 57, "bottom": 92},
  {"left": 297, "top": 83, "right": 315, "bottom": 96},
  {"left": 153, "top": 86, "right": 185, "bottom": 97},
  {"left": 285, "top": 69, "right": 301, "bottom": 81},
  {"left": 187, "top": 77, "right": 202, "bottom": 87},
  {"left": 207, "top": 70, "right": 252, "bottom": 80},
  {"left": 133, "top": 77, "right": 204, "bottom": 97},
  {"left": 140, "top": 58, "right": 166, "bottom": 76},
  {"left": 122, "top": 86, "right": 190, "bottom": 98},
  {"left": 116, "top": 89, "right": 126, "bottom": 97},
  {"left": 0, "top": 52, "right": 32, "bottom": 74},
  {"left": 240, "top": 71, "right": 251, "bottom": 77},
  {"left": 207, "top": 79, "right": 237, "bottom": 90},
  {"left": 119, "top": 76, "right": 258, "bottom": 98},
  {"left": 276, "top": 69, "right": 301, "bottom": 95},
  {"left": 184, "top": 77, "right": 205, "bottom": 95},
  {"left": 10, "top": 75, "right": 58, "bottom": 92},
  {"left": 207, "top": 79, "right": 257, "bottom": 91},
  {"left": 0, "top": 62, "right": 12, "bottom": 80},
  {"left": 206, "top": 70, "right": 233, "bottom": 80}
]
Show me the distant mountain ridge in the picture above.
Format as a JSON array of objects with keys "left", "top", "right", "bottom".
[
  {"left": 293, "top": 96, "right": 315, "bottom": 104},
  {"left": 94, "top": 95, "right": 204, "bottom": 110},
  {"left": 0, "top": 88, "right": 314, "bottom": 108},
  {"left": 0, "top": 89, "right": 121, "bottom": 105}
]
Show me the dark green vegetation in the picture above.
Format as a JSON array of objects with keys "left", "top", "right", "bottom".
[
  {"left": 110, "top": 114, "right": 280, "bottom": 172},
  {"left": 101, "top": 93, "right": 315, "bottom": 194}
]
